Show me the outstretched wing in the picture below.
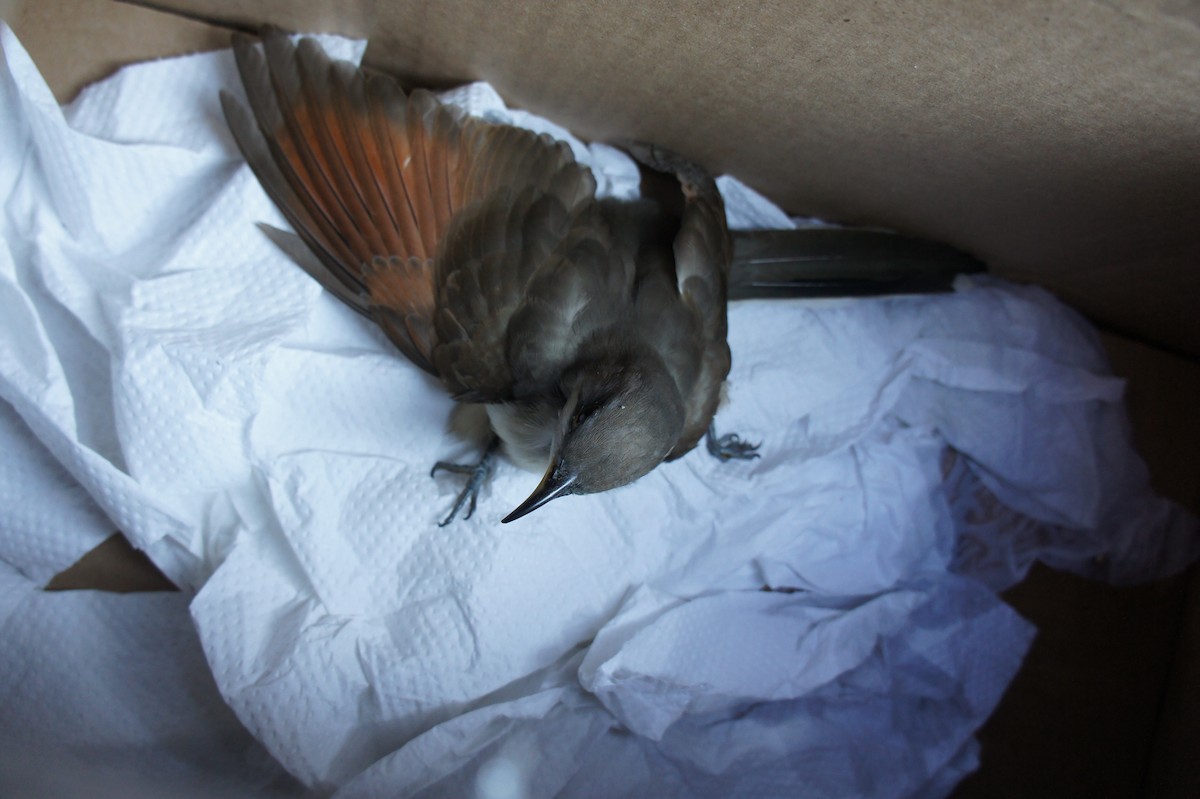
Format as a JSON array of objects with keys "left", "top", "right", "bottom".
[{"left": 221, "top": 29, "right": 597, "bottom": 385}]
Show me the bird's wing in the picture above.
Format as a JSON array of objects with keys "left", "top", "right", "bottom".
[
  {"left": 670, "top": 184, "right": 733, "bottom": 454},
  {"left": 622, "top": 144, "right": 732, "bottom": 455},
  {"left": 221, "top": 29, "right": 595, "bottom": 383}
]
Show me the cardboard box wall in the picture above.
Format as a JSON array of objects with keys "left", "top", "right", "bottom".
[{"left": 3, "top": 1, "right": 1198, "bottom": 797}]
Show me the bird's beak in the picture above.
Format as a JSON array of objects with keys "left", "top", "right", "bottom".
[{"left": 502, "top": 459, "right": 578, "bottom": 523}]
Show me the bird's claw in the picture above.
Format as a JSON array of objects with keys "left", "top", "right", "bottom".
[
  {"left": 705, "top": 425, "right": 761, "bottom": 461},
  {"left": 430, "top": 437, "right": 499, "bottom": 526}
]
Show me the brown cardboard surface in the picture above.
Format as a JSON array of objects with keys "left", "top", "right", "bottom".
[
  {"left": 953, "top": 563, "right": 1196, "bottom": 799},
  {"left": 45, "top": 533, "right": 177, "bottom": 592},
  {"left": 1144, "top": 574, "right": 1200, "bottom": 799},
  {"left": 1103, "top": 333, "right": 1200, "bottom": 515},
  {"left": 2, "top": 2, "right": 1198, "bottom": 796},
  {"left": 142, "top": 0, "right": 1200, "bottom": 356},
  {"left": 1, "top": 0, "right": 227, "bottom": 102}
]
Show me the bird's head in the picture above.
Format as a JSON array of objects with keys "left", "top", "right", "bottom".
[{"left": 502, "top": 353, "right": 684, "bottom": 522}]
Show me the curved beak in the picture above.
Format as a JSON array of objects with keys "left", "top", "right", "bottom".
[{"left": 502, "top": 459, "right": 578, "bottom": 523}]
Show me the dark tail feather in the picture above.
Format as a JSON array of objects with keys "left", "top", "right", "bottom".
[{"left": 729, "top": 228, "right": 985, "bottom": 300}]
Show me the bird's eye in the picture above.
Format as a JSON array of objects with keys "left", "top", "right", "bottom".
[{"left": 572, "top": 400, "right": 604, "bottom": 427}]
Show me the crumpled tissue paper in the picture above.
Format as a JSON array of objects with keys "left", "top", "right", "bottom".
[{"left": 1, "top": 25, "right": 1197, "bottom": 798}]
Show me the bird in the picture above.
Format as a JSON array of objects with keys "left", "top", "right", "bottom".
[
  {"left": 219, "top": 29, "right": 750, "bottom": 525},
  {"left": 220, "top": 30, "right": 982, "bottom": 526}
]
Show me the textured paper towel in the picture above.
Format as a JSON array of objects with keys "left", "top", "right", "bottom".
[
  {"left": 0, "top": 563, "right": 305, "bottom": 799},
  {"left": 0, "top": 396, "right": 300, "bottom": 797},
  {"left": 1, "top": 25, "right": 1197, "bottom": 798}
]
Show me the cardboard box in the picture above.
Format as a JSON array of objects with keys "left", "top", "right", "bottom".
[{"left": 5, "top": 1, "right": 1198, "bottom": 796}]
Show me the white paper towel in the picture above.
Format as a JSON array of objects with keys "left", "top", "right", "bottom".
[{"left": 1, "top": 25, "right": 1196, "bottom": 798}]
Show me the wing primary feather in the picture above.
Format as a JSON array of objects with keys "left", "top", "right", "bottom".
[
  {"left": 422, "top": 105, "right": 453, "bottom": 236},
  {"left": 328, "top": 60, "right": 408, "bottom": 256},
  {"left": 291, "top": 37, "right": 386, "bottom": 260},
  {"left": 222, "top": 52, "right": 368, "bottom": 294},
  {"left": 256, "top": 223, "right": 371, "bottom": 315},
  {"left": 258, "top": 32, "right": 374, "bottom": 265},
  {"left": 405, "top": 90, "right": 441, "bottom": 257},
  {"left": 365, "top": 75, "right": 427, "bottom": 259},
  {"left": 237, "top": 34, "right": 362, "bottom": 266}
]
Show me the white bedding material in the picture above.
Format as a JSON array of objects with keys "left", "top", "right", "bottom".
[{"left": 1, "top": 27, "right": 1196, "bottom": 797}]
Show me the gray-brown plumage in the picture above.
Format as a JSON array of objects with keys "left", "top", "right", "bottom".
[{"left": 220, "top": 30, "right": 739, "bottom": 523}]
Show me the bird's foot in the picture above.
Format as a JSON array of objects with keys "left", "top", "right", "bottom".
[
  {"left": 430, "top": 437, "right": 500, "bottom": 526},
  {"left": 705, "top": 424, "right": 760, "bottom": 462}
]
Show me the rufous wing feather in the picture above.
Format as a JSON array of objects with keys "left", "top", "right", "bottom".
[{"left": 223, "top": 29, "right": 602, "bottom": 390}]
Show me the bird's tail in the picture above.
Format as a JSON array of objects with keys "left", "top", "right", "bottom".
[
  {"left": 616, "top": 141, "right": 982, "bottom": 299},
  {"left": 728, "top": 228, "right": 985, "bottom": 300}
]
